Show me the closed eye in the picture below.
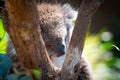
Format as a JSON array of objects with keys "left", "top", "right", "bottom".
[{"left": 47, "top": 44, "right": 54, "bottom": 49}]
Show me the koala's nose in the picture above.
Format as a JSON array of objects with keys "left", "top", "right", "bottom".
[
  {"left": 60, "top": 45, "right": 65, "bottom": 52},
  {"left": 58, "top": 45, "right": 65, "bottom": 57}
]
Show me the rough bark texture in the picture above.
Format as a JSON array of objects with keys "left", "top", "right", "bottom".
[
  {"left": 3, "top": 0, "right": 103, "bottom": 80},
  {"left": 4, "top": 0, "right": 40, "bottom": 69},
  {"left": 4, "top": 0, "right": 56, "bottom": 79}
]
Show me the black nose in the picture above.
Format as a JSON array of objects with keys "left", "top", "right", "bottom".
[
  {"left": 60, "top": 45, "right": 65, "bottom": 52},
  {"left": 57, "top": 45, "right": 65, "bottom": 57}
]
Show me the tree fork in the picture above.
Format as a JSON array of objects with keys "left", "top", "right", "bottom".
[{"left": 2, "top": 0, "right": 104, "bottom": 80}]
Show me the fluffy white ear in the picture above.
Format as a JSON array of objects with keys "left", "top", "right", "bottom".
[
  {"left": 61, "top": 4, "right": 78, "bottom": 49},
  {"left": 62, "top": 4, "right": 78, "bottom": 28}
]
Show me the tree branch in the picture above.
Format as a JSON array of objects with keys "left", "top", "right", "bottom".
[{"left": 59, "top": 0, "right": 104, "bottom": 80}]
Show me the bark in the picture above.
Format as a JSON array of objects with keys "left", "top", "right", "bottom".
[
  {"left": 3, "top": 0, "right": 103, "bottom": 80},
  {"left": 3, "top": 0, "right": 56, "bottom": 79}
]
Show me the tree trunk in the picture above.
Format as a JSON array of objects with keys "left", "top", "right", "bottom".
[
  {"left": 3, "top": 0, "right": 56, "bottom": 79},
  {"left": 2, "top": 0, "right": 103, "bottom": 80}
]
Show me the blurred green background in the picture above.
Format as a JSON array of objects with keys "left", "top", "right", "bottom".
[{"left": 84, "top": 0, "right": 120, "bottom": 80}]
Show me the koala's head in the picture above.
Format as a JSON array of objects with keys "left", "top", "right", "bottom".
[{"left": 38, "top": 3, "right": 77, "bottom": 57}]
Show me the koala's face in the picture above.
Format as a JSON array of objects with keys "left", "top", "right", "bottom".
[
  {"left": 41, "top": 25, "right": 67, "bottom": 57},
  {"left": 38, "top": 3, "right": 77, "bottom": 58},
  {"left": 38, "top": 4, "right": 67, "bottom": 57}
]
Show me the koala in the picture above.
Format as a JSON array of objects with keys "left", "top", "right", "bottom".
[
  {"left": 38, "top": 4, "right": 67, "bottom": 57},
  {"left": 7, "top": 3, "right": 92, "bottom": 80},
  {"left": 37, "top": 3, "right": 78, "bottom": 67}
]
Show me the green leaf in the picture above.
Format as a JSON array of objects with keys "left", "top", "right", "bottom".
[{"left": 32, "top": 69, "right": 41, "bottom": 79}]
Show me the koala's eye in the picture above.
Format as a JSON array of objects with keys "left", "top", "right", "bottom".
[
  {"left": 67, "top": 15, "right": 73, "bottom": 19},
  {"left": 56, "top": 38, "right": 62, "bottom": 42},
  {"left": 47, "top": 44, "right": 54, "bottom": 49}
]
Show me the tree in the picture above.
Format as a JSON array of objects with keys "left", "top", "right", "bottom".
[{"left": 2, "top": 0, "right": 103, "bottom": 80}]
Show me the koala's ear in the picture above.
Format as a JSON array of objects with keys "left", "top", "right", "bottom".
[
  {"left": 61, "top": 4, "right": 78, "bottom": 29},
  {"left": 61, "top": 4, "right": 78, "bottom": 22},
  {"left": 61, "top": 4, "right": 78, "bottom": 48}
]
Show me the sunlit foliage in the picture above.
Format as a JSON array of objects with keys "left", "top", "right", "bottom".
[{"left": 84, "top": 29, "right": 120, "bottom": 80}]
